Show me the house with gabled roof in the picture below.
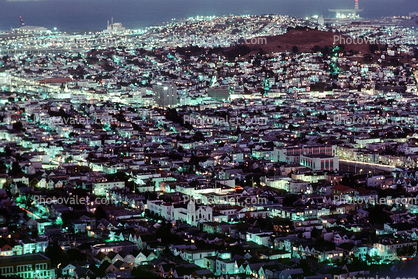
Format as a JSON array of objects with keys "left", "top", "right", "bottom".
[
  {"left": 94, "top": 252, "right": 110, "bottom": 264},
  {"left": 157, "top": 263, "right": 177, "bottom": 277},
  {"left": 182, "top": 249, "right": 216, "bottom": 263},
  {"left": 245, "top": 262, "right": 265, "bottom": 277},
  {"left": 278, "top": 268, "right": 303, "bottom": 279},
  {"left": 113, "top": 259, "right": 132, "bottom": 271},
  {"left": 0, "top": 242, "right": 13, "bottom": 257},
  {"left": 105, "top": 263, "right": 118, "bottom": 274},
  {"left": 331, "top": 184, "right": 358, "bottom": 196},
  {"left": 216, "top": 258, "right": 238, "bottom": 275},
  {"left": 110, "top": 252, "right": 124, "bottom": 264},
  {"left": 119, "top": 250, "right": 135, "bottom": 266},
  {"left": 135, "top": 250, "right": 157, "bottom": 265},
  {"left": 61, "top": 263, "right": 76, "bottom": 276}
]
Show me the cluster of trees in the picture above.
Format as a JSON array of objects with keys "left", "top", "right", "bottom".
[
  {"left": 131, "top": 266, "right": 162, "bottom": 278},
  {"left": 165, "top": 108, "right": 192, "bottom": 129},
  {"left": 397, "top": 245, "right": 416, "bottom": 257},
  {"left": 366, "top": 204, "right": 391, "bottom": 225},
  {"left": 45, "top": 242, "right": 87, "bottom": 266}
]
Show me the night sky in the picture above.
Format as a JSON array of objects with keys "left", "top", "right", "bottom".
[{"left": 0, "top": 0, "right": 417, "bottom": 31}]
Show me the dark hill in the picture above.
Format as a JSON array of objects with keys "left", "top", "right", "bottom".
[{"left": 240, "top": 27, "right": 378, "bottom": 55}]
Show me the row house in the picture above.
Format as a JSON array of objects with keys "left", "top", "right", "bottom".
[
  {"left": 271, "top": 205, "right": 330, "bottom": 221},
  {"left": 372, "top": 238, "right": 417, "bottom": 261},
  {"left": 277, "top": 145, "right": 336, "bottom": 164},
  {"left": 147, "top": 200, "right": 213, "bottom": 227},
  {"left": 94, "top": 249, "right": 157, "bottom": 267}
]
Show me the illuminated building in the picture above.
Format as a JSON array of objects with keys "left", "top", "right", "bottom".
[
  {"left": 0, "top": 253, "right": 55, "bottom": 279},
  {"left": 328, "top": 0, "right": 363, "bottom": 19},
  {"left": 208, "top": 86, "right": 230, "bottom": 101},
  {"left": 153, "top": 82, "right": 178, "bottom": 107}
]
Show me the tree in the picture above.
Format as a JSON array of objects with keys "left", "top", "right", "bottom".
[
  {"left": 363, "top": 53, "right": 373, "bottom": 62},
  {"left": 155, "top": 221, "right": 182, "bottom": 245},
  {"left": 144, "top": 191, "right": 157, "bottom": 200},
  {"left": 314, "top": 239, "right": 335, "bottom": 251},
  {"left": 397, "top": 245, "right": 415, "bottom": 257},
  {"left": 90, "top": 261, "right": 110, "bottom": 277},
  {"left": 94, "top": 205, "right": 107, "bottom": 220},
  {"left": 193, "top": 131, "right": 205, "bottom": 142},
  {"left": 299, "top": 259, "right": 315, "bottom": 275},
  {"left": 282, "top": 195, "right": 298, "bottom": 206},
  {"left": 190, "top": 180, "right": 199, "bottom": 188},
  {"left": 312, "top": 45, "right": 321, "bottom": 53},
  {"left": 10, "top": 162, "right": 23, "bottom": 176},
  {"left": 311, "top": 227, "right": 320, "bottom": 239},
  {"left": 367, "top": 205, "right": 391, "bottom": 225},
  {"left": 12, "top": 121, "right": 23, "bottom": 131},
  {"left": 4, "top": 146, "right": 12, "bottom": 156},
  {"left": 45, "top": 242, "right": 68, "bottom": 265},
  {"left": 87, "top": 152, "right": 95, "bottom": 161},
  {"left": 341, "top": 174, "right": 356, "bottom": 187},
  {"left": 0, "top": 160, "right": 7, "bottom": 174},
  {"left": 30, "top": 227, "right": 38, "bottom": 237},
  {"left": 25, "top": 197, "right": 33, "bottom": 209},
  {"left": 369, "top": 44, "right": 379, "bottom": 54},
  {"left": 67, "top": 249, "right": 87, "bottom": 262},
  {"left": 131, "top": 266, "right": 160, "bottom": 278}
]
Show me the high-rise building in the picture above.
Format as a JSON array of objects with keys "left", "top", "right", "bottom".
[
  {"left": 208, "top": 86, "right": 230, "bottom": 101},
  {"left": 153, "top": 82, "right": 178, "bottom": 107},
  {"left": 0, "top": 72, "right": 11, "bottom": 85}
]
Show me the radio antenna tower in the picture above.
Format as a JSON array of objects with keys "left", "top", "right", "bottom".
[
  {"left": 19, "top": 16, "right": 25, "bottom": 27},
  {"left": 354, "top": 0, "right": 360, "bottom": 10}
]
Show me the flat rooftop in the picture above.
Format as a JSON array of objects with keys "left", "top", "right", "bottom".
[
  {"left": 302, "top": 154, "right": 335, "bottom": 158},
  {"left": 0, "top": 253, "right": 50, "bottom": 266}
]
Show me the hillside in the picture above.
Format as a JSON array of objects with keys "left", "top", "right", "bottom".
[{"left": 241, "top": 27, "right": 376, "bottom": 55}]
